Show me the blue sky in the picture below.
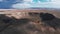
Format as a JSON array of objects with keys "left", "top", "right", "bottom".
[{"left": 0, "top": 0, "right": 60, "bottom": 9}]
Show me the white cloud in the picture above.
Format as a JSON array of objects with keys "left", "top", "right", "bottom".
[
  {"left": 12, "top": 0, "right": 60, "bottom": 9},
  {"left": 24, "top": 0, "right": 33, "bottom": 2},
  {"left": 12, "top": 3, "right": 32, "bottom": 9}
]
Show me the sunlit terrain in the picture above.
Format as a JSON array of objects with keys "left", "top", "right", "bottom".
[{"left": 0, "top": 9, "right": 60, "bottom": 34}]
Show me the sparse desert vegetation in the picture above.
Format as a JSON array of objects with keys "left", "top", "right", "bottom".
[{"left": 0, "top": 9, "right": 60, "bottom": 34}]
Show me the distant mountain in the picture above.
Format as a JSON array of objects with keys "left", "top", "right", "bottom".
[{"left": 28, "top": 7, "right": 60, "bottom": 10}]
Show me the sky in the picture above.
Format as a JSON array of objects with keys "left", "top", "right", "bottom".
[{"left": 0, "top": 0, "right": 60, "bottom": 9}]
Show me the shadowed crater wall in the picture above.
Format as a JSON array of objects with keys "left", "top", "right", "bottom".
[{"left": 39, "top": 13, "right": 60, "bottom": 29}]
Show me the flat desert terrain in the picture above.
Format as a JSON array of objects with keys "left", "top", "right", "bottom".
[{"left": 0, "top": 9, "right": 60, "bottom": 34}]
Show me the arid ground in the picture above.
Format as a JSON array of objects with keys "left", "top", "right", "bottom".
[{"left": 0, "top": 9, "right": 60, "bottom": 34}]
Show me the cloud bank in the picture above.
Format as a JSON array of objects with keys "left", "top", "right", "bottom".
[
  {"left": 0, "top": 0, "right": 60, "bottom": 9},
  {"left": 12, "top": 0, "right": 60, "bottom": 9}
]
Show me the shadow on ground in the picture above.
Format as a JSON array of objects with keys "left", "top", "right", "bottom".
[{"left": 39, "top": 13, "right": 60, "bottom": 29}]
